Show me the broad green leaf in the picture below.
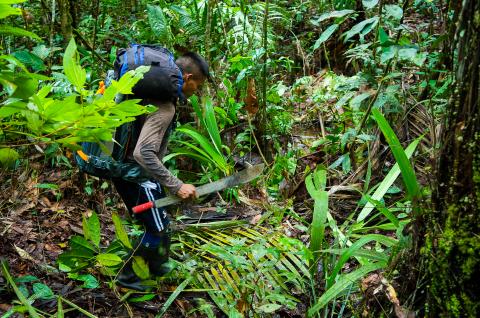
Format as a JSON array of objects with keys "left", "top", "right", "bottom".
[
  {"left": 96, "top": 253, "right": 122, "bottom": 267},
  {"left": 379, "top": 27, "right": 390, "bottom": 45},
  {"left": 0, "top": 0, "right": 27, "bottom": 4},
  {"left": 76, "top": 274, "right": 99, "bottom": 289},
  {"left": 381, "top": 46, "right": 398, "bottom": 63},
  {"left": 70, "top": 236, "right": 97, "bottom": 253},
  {"left": 111, "top": 213, "right": 132, "bottom": 249},
  {"left": 0, "top": 25, "right": 40, "bottom": 40},
  {"left": 156, "top": 277, "right": 192, "bottom": 317},
  {"left": 343, "top": 17, "right": 379, "bottom": 42},
  {"left": 14, "top": 275, "right": 38, "bottom": 283},
  {"left": 0, "top": 148, "right": 19, "bottom": 168},
  {"left": 398, "top": 47, "right": 418, "bottom": 61},
  {"left": 106, "top": 66, "right": 149, "bottom": 98},
  {"left": 63, "top": 38, "right": 86, "bottom": 91},
  {"left": 357, "top": 137, "right": 421, "bottom": 221},
  {"left": 32, "top": 283, "right": 54, "bottom": 300},
  {"left": 313, "top": 24, "right": 339, "bottom": 51},
  {"left": 384, "top": 4, "right": 403, "bottom": 20},
  {"left": 12, "top": 50, "right": 45, "bottom": 71},
  {"left": 0, "top": 54, "right": 49, "bottom": 80},
  {"left": 58, "top": 247, "right": 94, "bottom": 261},
  {"left": 362, "top": 0, "right": 379, "bottom": 9},
  {"left": 372, "top": 109, "right": 420, "bottom": 198},
  {"left": 82, "top": 211, "right": 101, "bottom": 247},
  {"left": 307, "top": 262, "right": 385, "bottom": 317},
  {"left": 316, "top": 10, "right": 355, "bottom": 23},
  {"left": 257, "top": 303, "right": 282, "bottom": 313},
  {"left": 0, "top": 4, "right": 21, "bottom": 19},
  {"left": 350, "top": 92, "right": 371, "bottom": 110},
  {"left": 11, "top": 76, "right": 38, "bottom": 99},
  {"left": 132, "top": 256, "right": 150, "bottom": 280}
]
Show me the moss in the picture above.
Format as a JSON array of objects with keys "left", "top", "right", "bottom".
[{"left": 446, "top": 295, "right": 461, "bottom": 317}]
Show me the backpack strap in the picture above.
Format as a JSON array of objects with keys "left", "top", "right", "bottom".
[
  {"left": 167, "top": 52, "right": 184, "bottom": 99},
  {"left": 140, "top": 46, "right": 145, "bottom": 65}
]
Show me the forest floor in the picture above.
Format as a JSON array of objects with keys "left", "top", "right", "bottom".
[{"left": 0, "top": 67, "right": 409, "bottom": 317}]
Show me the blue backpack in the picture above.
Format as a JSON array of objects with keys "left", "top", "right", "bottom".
[{"left": 74, "top": 44, "right": 183, "bottom": 181}]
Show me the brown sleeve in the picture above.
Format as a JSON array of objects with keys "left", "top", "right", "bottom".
[{"left": 133, "top": 102, "right": 183, "bottom": 194}]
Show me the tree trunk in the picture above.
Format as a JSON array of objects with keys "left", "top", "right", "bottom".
[
  {"left": 424, "top": 0, "right": 480, "bottom": 316},
  {"left": 58, "top": 0, "right": 72, "bottom": 42}
]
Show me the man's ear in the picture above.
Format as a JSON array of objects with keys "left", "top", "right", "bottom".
[{"left": 183, "top": 73, "right": 193, "bottom": 81}]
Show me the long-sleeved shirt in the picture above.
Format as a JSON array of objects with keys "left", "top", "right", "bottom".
[{"left": 132, "top": 101, "right": 183, "bottom": 194}]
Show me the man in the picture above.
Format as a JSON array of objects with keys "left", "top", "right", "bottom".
[{"left": 113, "top": 51, "right": 209, "bottom": 290}]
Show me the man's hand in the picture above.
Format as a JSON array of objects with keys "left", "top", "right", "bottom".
[{"left": 177, "top": 184, "right": 197, "bottom": 200}]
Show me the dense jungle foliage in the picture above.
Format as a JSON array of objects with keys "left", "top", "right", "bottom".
[{"left": 0, "top": 0, "right": 479, "bottom": 317}]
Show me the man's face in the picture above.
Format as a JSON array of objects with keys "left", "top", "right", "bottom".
[{"left": 182, "top": 74, "right": 206, "bottom": 98}]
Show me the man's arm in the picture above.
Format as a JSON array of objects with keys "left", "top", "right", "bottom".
[{"left": 133, "top": 103, "right": 184, "bottom": 194}]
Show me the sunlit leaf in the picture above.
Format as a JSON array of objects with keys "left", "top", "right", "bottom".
[
  {"left": 112, "top": 213, "right": 132, "bottom": 249},
  {"left": 63, "top": 38, "right": 86, "bottom": 91},
  {"left": 0, "top": 25, "right": 40, "bottom": 40},
  {"left": 96, "top": 253, "right": 122, "bottom": 267},
  {"left": 82, "top": 211, "right": 101, "bottom": 247},
  {"left": 0, "top": 148, "right": 19, "bottom": 168},
  {"left": 132, "top": 256, "right": 150, "bottom": 280}
]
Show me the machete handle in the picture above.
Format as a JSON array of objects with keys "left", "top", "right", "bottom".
[{"left": 132, "top": 201, "right": 154, "bottom": 214}]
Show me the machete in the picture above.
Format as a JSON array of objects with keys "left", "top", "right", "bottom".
[{"left": 132, "top": 163, "right": 264, "bottom": 214}]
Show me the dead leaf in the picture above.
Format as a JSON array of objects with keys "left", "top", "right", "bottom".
[
  {"left": 11, "top": 202, "right": 35, "bottom": 216},
  {"left": 244, "top": 78, "right": 258, "bottom": 115},
  {"left": 250, "top": 214, "right": 262, "bottom": 224},
  {"left": 14, "top": 244, "right": 36, "bottom": 262},
  {"left": 361, "top": 273, "right": 381, "bottom": 291}
]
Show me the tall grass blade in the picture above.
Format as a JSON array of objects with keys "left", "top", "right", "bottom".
[
  {"left": 307, "top": 262, "right": 385, "bottom": 317},
  {"left": 326, "top": 234, "right": 396, "bottom": 288},
  {"left": 204, "top": 97, "right": 223, "bottom": 155},
  {"left": 372, "top": 109, "right": 420, "bottom": 198},
  {"left": 57, "top": 297, "right": 64, "bottom": 318},
  {"left": 357, "top": 136, "right": 421, "bottom": 222},
  {"left": 306, "top": 168, "right": 328, "bottom": 271},
  {"left": 156, "top": 276, "right": 192, "bottom": 317}
]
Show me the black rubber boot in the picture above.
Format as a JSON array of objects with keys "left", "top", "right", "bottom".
[
  {"left": 148, "top": 231, "right": 172, "bottom": 277},
  {"left": 117, "top": 244, "right": 151, "bottom": 291}
]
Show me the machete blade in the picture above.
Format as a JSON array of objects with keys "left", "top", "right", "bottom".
[{"left": 143, "top": 163, "right": 264, "bottom": 210}]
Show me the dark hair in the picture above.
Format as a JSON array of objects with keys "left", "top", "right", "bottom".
[{"left": 175, "top": 52, "right": 209, "bottom": 80}]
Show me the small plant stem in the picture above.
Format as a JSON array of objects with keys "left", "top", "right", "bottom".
[
  {"left": 59, "top": 297, "right": 99, "bottom": 318},
  {"left": 247, "top": 114, "right": 268, "bottom": 166},
  {"left": 323, "top": 42, "right": 331, "bottom": 71},
  {"left": 1, "top": 259, "right": 41, "bottom": 318}
]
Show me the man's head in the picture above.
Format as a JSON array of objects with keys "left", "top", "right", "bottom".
[{"left": 175, "top": 52, "right": 209, "bottom": 98}]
